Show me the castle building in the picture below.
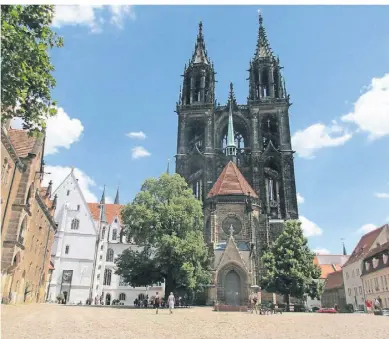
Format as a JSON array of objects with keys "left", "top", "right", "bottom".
[
  {"left": 175, "top": 14, "right": 299, "bottom": 305},
  {"left": 89, "top": 189, "right": 164, "bottom": 306},
  {"left": 47, "top": 169, "right": 98, "bottom": 304},
  {"left": 1, "top": 123, "right": 57, "bottom": 304}
]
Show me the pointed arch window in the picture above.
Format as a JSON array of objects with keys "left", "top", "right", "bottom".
[
  {"left": 112, "top": 229, "right": 117, "bottom": 241},
  {"left": 71, "top": 218, "right": 80, "bottom": 230},
  {"left": 119, "top": 293, "right": 126, "bottom": 301},
  {"left": 103, "top": 269, "right": 112, "bottom": 286},
  {"left": 106, "top": 248, "right": 114, "bottom": 262}
]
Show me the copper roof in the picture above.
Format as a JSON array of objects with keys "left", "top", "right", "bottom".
[
  {"left": 88, "top": 203, "right": 123, "bottom": 224},
  {"left": 207, "top": 161, "right": 258, "bottom": 198},
  {"left": 8, "top": 129, "right": 38, "bottom": 158},
  {"left": 324, "top": 270, "right": 344, "bottom": 290},
  {"left": 343, "top": 224, "right": 388, "bottom": 267}
]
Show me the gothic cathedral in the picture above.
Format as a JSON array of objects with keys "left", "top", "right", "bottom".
[{"left": 175, "top": 14, "right": 299, "bottom": 306}]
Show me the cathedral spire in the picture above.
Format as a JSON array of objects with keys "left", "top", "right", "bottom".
[
  {"left": 191, "top": 21, "right": 210, "bottom": 65},
  {"left": 226, "top": 83, "right": 236, "bottom": 158},
  {"left": 100, "top": 186, "right": 107, "bottom": 223},
  {"left": 114, "top": 186, "right": 120, "bottom": 204},
  {"left": 254, "top": 10, "right": 273, "bottom": 59}
]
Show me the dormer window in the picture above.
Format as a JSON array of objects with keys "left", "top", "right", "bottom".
[
  {"left": 365, "top": 262, "right": 370, "bottom": 271},
  {"left": 383, "top": 254, "right": 388, "bottom": 264},
  {"left": 372, "top": 257, "right": 379, "bottom": 268}
]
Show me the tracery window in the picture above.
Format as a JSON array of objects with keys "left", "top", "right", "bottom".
[
  {"left": 71, "top": 218, "right": 80, "bottom": 230},
  {"left": 112, "top": 229, "right": 117, "bottom": 241},
  {"left": 106, "top": 248, "right": 114, "bottom": 262},
  {"left": 103, "top": 269, "right": 112, "bottom": 286},
  {"left": 119, "top": 293, "right": 126, "bottom": 301}
]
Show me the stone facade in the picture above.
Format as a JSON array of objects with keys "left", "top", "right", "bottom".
[
  {"left": 175, "top": 15, "right": 298, "bottom": 224},
  {"left": 1, "top": 124, "right": 57, "bottom": 304},
  {"left": 175, "top": 14, "right": 299, "bottom": 304}
]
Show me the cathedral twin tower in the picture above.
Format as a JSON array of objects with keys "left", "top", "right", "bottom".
[{"left": 175, "top": 14, "right": 299, "bottom": 224}]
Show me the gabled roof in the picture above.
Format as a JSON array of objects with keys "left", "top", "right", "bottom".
[
  {"left": 216, "top": 235, "right": 249, "bottom": 272},
  {"left": 88, "top": 203, "right": 123, "bottom": 224},
  {"left": 343, "top": 224, "right": 387, "bottom": 267},
  {"left": 207, "top": 161, "right": 258, "bottom": 198},
  {"left": 324, "top": 270, "right": 344, "bottom": 290},
  {"left": 363, "top": 240, "right": 389, "bottom": 261},
  {"left": 191, "top": 21, "right": 210, "bottom": 65},
  {"left": 8, "top": 128, "right": 38, "bottom": 158}
]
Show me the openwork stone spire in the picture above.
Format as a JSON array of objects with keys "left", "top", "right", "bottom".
[
  {"left": 191, "top": 21, "right": 210, "bottom": 65},
  {"left": 254, "top": 11, "right": 273, "bottom": 59}
]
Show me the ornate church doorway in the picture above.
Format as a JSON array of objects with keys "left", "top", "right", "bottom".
[{"left": 224, "top": 270, "right": 241, "bottom": 306}]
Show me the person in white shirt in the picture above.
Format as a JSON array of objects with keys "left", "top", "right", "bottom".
[{"left": 168, "top": 292, "right": 175, "bottom": 314}]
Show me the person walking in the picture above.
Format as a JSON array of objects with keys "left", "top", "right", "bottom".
[
  {"left": 168, "top": 292, "right": 175, "bottom": 314},
  {"left": 154, "top": 292, "right": 161, "bottom": 314}
]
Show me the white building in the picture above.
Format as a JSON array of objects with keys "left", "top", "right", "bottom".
[
  {"left": 342, "top": 224, "right": 389, "bottom": 310},
  {"left": 47, "top": 169, "right": 98, "bottom": 304},
  {"left": 88, "top": 191, "right": 164, "bottom": 306}
]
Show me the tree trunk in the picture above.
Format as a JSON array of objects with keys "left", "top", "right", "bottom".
[
  {"left": 286, "top": 293, "right": 290, "bottom": 312},
  {"left": 164, "top": 274, "right": 174, "bottom": 301}
]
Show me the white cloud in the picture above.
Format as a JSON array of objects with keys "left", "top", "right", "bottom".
[
  {"left": 126, "top": 131, "right": 146, "bottom": 140},
  {"left": 342, "top": 73, "right": 389, "bottom": 140},
  {"left": 357, "top": 223, "right": 378, "bottom": 235},
  {"left": 43, "top": 166, "right": 98, "bottom": 202},
  {"left": 299, "top": 216, "right": 323, "bottom": 237},
  {"left": 313, "top": 248, "right": 331, "bottom": 255},
  {"left": 292, "top": 121, "right": 352, "bottom": 159},
  {"left": 297, "top": 193, "right": 305, "bottom": 204},
  {"left": 11, "top": 107, "right": 84, "bottom": 156},
  {"left": 45, "top": 107, "right": 84, "bottom": 155},
  {"left": 52, "top": 5, "right": 135, "bottom": 32},
  {"left": 132, "top": 146, "right": 151, "bottom": 159},
  {"left": 375, "top": 192, "right": 389, "bottom": 199}
]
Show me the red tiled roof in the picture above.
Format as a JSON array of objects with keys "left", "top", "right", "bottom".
[
  {"left": 343, "top": 224, "right": 387, "bottom": 267},
  {"left": 207, "top": 161, "right": 258, "bottom": 198},
  {"left": 88, "top": 203, "right": 123, "bottom": 224},
  {"left": 8, "top": 129, "right": 38, "bottom": 158},
  {"left": 324, "top": 270, "right": 344, "bottom": 290}
]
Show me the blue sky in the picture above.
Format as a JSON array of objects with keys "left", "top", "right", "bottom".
[{"left": 32, "top": 5, "right": 389, "bottom": 255}]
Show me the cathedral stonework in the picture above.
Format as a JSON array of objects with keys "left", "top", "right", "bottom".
[{"left": 175, "top": 14, "right": 299, "bottom": 306}]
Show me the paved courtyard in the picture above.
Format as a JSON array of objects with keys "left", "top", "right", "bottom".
[{"left": 1, "top": 304, "right": 388, "bottom": 339}]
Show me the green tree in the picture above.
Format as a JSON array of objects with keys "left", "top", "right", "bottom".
[
  {"left": 1, "top": 5, "right": 63, "bottom": 133},
  {"left": 261, "top": 219, "right": 321, "bottom": 310},
  {"left": 116, "top": 173, "right": 211, "bottom": 299}
]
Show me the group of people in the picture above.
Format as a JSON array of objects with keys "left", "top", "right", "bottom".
[
  {"left": 365, "top": 297, "right": 383, "bottom": 314},
  {"left": 154, "top": 292, "right": 176, "bottom": 314}
]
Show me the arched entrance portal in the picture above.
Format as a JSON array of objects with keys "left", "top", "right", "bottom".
[
  {"left": 224, "top": 270, "right": 241, "bottom": 306},
  {"left": 105, "top": 293, "right": 111, "bottom": 305}
]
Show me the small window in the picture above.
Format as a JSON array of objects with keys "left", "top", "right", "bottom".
[
  {"left": 119, "top": 293, "right": 126, "bottom": 301},
  {"left": 97, "top": 274, "right": 100, "bottom": 279},
  {"left": 100, "top": 255, "right": 102, "bottom": 260},
  {"left": 77, "top": 205, "right": 80, "bottom": 211},
  {"left": 65, "top": 245, "right": 70, "bottom": 254},
  {"left": 67, "top": 190, "right": 70, "bottom": 196},
  {"left": 101, "top": 227, "right": 106, "bottom": 239},
  {"left": 100, "top": 244, "right": 103, "bottom": 250},
  {"left": 114, "top": 218, "right": 118, "bottom": 223},
  {"left": 112, "top": 229, "right": 117, "bottom": 241}
]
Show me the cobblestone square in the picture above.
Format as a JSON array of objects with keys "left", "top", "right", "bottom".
[{"left": 1, "top": 304, "right": 388, "bottom": 339}]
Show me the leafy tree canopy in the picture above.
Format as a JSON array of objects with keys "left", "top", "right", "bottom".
[
  {"left": 116, "top": 174, "right": 211, "bottom": 299},
  {"left": 1, "top": 5, "right": 63, "bottom": 134},
  {"left": 261, "top": 219, "right": 322, "bottom": 307}
]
